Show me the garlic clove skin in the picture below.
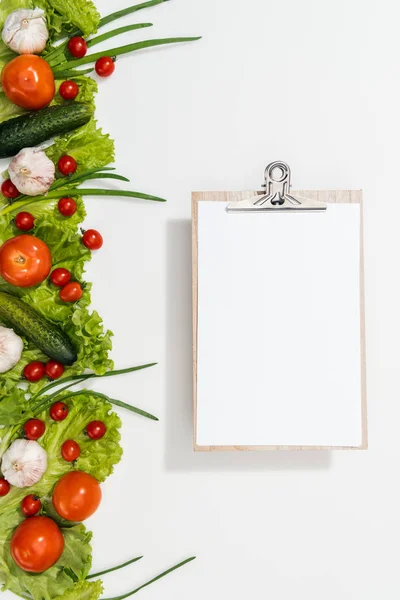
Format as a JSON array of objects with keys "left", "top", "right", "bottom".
[
  {"left": 9, "top": 147, "right": 55, "bottom": 196},
  {"left": 0, "top": 325, "right": 24, "bottom": 374},
  {"left": 1, "top": 439, "right": 47, "bottom": 488},
  {"left": 2, "top": 8, "right": 49, "bottom": 55}
]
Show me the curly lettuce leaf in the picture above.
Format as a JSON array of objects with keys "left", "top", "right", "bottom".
[
  {"left": 0, "top": 393, "right": 122, "bottom": 599},
  {"left": 55, "top": 580, "right": 103, "bottom": 600}
]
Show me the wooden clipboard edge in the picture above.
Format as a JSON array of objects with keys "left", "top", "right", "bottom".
[{"left": 192, "top": 190, "right": 367, "bottom": 451}]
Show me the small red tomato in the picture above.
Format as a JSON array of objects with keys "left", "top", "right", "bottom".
[
  {"left": 58, "top": 197, "right": 77, "bottom": 217},
  {"left": 21, "top": 494, "right": 41, "bottom": 517},
  {"left": 86, "top": 420, "right": 107, "bottom": 440},
  {"left": 82, "top": 229, "right": 103, "bottom": 250},
  {"left": 67, "top": 37, "right": 87, "bottom": 59},
  {"left": 0, "top": 478, "right": 10, "bottom": 497},
  {"left": 24, "top": 419, "right": 45, "bottom": 441},
  {"left": 59, "top": 281, "right": 83, "bottom": 302},
  {"left": 61, "top": 440, "right": 80, "bottom": 462},
  {"left": 59, "top": 80, "right": 79, "bottom": 100},
  {"left": 23, "top": 361, "right": 45, "bottom": 383},
  {"left": 95, "top": 56, "right": 115, "bottom": 77},
  {"left": 45, "top": 360, "right": 64, "bottom": 380},
  {"left": 50, "top": 268, "right": 71, "bottom": 287},
  {"left": 1, "top": 179, "right": 19, "bottom": 199},
  {"left": 15, "top": 212, "right": 35, "bottom": 232},
  {"left": 50, "top": 401, "right": 69, "bottom": 422},
  {"left": 58, "top": 155, "right": 77, "bottom": 176}
]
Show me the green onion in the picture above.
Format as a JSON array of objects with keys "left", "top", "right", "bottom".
[
  {"left": 53, "top": 37, "right": 201, "bottom": 73},
  {"left": 99, "top": 0, "right": 168, "bottom": 29},
  {"left": 101, "top": 557, "right": 196, "bottom": 600},
  {"left": 31, "top": 363, "right": 157, "bottom": 401},
  {"left": 87, "top": 556, "right": 143, "bottom": 579},
  {"left": 53, "top": 68, "right": 94, "bottom": 79},
  {"left": 87, "top": 24, "right": 153, "bottom": 49},
  {"left": 50, "top": 167, "right": 120, "bottom": 190},
  {"left": 0, "top": 188, "right": 166, "bottom": 216}
]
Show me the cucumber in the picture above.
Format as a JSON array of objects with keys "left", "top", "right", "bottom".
[
  {"left": 0, "top": 292, "right": 77, "bottom": 365},
  {"left": 0, "top": 103, "right": 92, "bottom": 159}
]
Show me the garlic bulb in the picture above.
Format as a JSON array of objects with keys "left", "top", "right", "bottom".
[
  {"left": 9, "top": 148, "right": 55, "bottom": 196},
  {"left": 2, "top": 8, "right": 49, "bottom": 55},
  {"left": 0, "top": 326, "right": 23, "bottom": 374},
  {"left": 1, "top": 439, "right": 47, "bottom": 488}
]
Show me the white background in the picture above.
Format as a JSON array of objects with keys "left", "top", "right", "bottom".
[{"left": 1, "top": 0, "right": 397, "bottom": 598}]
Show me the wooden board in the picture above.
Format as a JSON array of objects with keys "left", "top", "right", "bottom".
[{"left": 192, "top": 190, "right": 367, "bottom": 451}]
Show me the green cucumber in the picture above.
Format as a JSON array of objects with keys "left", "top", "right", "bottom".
[
  {"left": 0, "top": 292, "right": 77, "bottom": 365},
  {"left": 0, "top": 103, "right": 92, "bottom": 159}
]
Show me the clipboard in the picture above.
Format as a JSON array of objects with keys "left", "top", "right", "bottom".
[{"left": 192, "top": 162, "right": 367, "bottom": 451}]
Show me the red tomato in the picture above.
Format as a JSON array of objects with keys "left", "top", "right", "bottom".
[
  {"left": 95, "top": 56, "right": 115, "bottom": 77},
  {"left": 58, "top": 155, "right": 77, "bottom": 176},
  {"left": 50, "top": 268, "right": 71, "bottom": 287},
  {"left": 61, "top": 440, "right": 80, "bottom": 462},
  {"left": 15, "top": 212, "right": 35, "bottom": 232},
  {"left": 23, "top": 361, "right": 45, "bottom": 383},
  {"left": 1, "top": 179, "right": 19, "bottom": 199},
  {"left": 82, "top": 229, "right": 103, "bottom": 250},
  {"left": 86, "top": 420, "right": 107, "bottom": 440},
  {"left": 60, "top": 281, "right": 83, "bottom": 302},
  {"left": 59, "top": 80, "right": 79, "bottom": 100},
  {"left": 67, "top": 37, "right": 87, "bottom": 59},
  {"left": 45, "top": 360, "right": 64, "bottom": 380},
  {"left": 50, "top": 401, "right": 69, "bottom": 422},
  {"left": 53, "top": 472, "right": 101, "bottom": 521},
  {"left": 58, "top": 197, "right": 77, "bottom": 217},
  {"left": 0, "top": 235, "right": 52, "bottom": 288},
  {"left": 1, "top": 55, "right": 55, "bottom": 110},
  {"left": 11, "top": 516, "right": 64, "bottom": 573},
  {"left": 0, "top": 478, "right": 10, "bottom": 497},
  {"left": 24, "top": 419, "right": 46, "bottom": 440},
  {"left": 21, "top": 494, "right": 41, "bottom": 517}
]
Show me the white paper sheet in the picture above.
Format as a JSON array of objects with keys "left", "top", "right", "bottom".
[{"left": 196, "top": 201, "right": 362, "bottom": 447}]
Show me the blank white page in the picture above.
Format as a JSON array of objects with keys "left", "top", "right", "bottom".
[{"left": 196, "top": 201, "right": 362, "bottom": 447}]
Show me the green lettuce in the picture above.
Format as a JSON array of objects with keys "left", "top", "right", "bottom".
[
  {"left": 0, "top": 392, "right": 122, "bottom": 599},
  {"left": 55, "top": 580, "right": 103, "bottom": 600}
]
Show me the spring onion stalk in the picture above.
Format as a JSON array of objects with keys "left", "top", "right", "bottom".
[
  {"left": 53, "top": 68, "right": 94, "bottom": 79},
  {"left": 53, "top": 37, "right": 201, "bottom": 73},
  {"left": 0, "top": 188, "right": 166, "bottom": 216},
  {"left": 36, "top": 390, "right": 159, "bottom": 421},
  {"left": 101, "top": 557, "right": 196, "bottom": 600},
  {"left": 30, "top": 363, "right": 157, "bottom": 401},
  {"left": 87, "top": 24, "right": 153, "bottom": 48},
  {"left": 87, "top": 556, "right": 143, "bottom": 580},
  {"left": 32, "top": 378, "right": 88, "bottom": 416},
  {"left": 50, "top": 167, "right": 123, "bottom": 190}
]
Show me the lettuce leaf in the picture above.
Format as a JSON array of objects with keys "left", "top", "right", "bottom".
[
  {"left": 42, "top": 0, "right": 100, "bottom": 38},
  {"left": 0, "top": 392, "right": 122, "bottom": 599}
]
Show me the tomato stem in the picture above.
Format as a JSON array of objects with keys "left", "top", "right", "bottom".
[
  {"left": 101, "top": 557, "right": 196, "bottom": 599},
  {"left": 87, "top": 556, "right": 143, "bottom": 579}
]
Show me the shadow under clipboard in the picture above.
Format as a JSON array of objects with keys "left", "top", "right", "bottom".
[{"left": 164, "top": 218, "right": 332, "bottom": 472}]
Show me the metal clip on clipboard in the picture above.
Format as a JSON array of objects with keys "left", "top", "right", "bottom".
[{"left": 226, "top": 161, "right": 327, "bottom": 212}]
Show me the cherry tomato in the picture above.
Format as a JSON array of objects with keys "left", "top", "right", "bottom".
[
  {"left": 21, "top": 494, "right": 41, "bottom": 517},
  {"left": 15, "top": 212, "right": 35, "bottom": 232},
  {"left": 53, "top": 471, "right": 101, "bottom": 521},
  {"left": 59, "top": 80, "right": 79, "bottom": 100},
  {"left": 50, "top": 268, "right": 71, "bottom": 287},
  {"left": 0, "top": 235, "right": 52, "bottom": 288},
  {"left": 23, "top": 361, "right": 46, "bottom": 383},
  {"left": 95, "top": 56, "right": 115, "bottom": 77},
  {"left": 1, "top": 179, "right": 19, "bottom": 199},
  {"left": 86, "top": 420, "right": 107, "bottom": 440},
  {"left": 60, "top": 281, "right": 83, "bottom": 302},
  {"left": 11, "top": 516, "right": 64, "bottom": 573},
  {"left": 82, "top": 229, "right": 103, "bottom": 250},
  {"left": 58, "top": 155, "right": 77, "bottom": 176},
  {"left": 50, "top": 401, "right": 69, "bottom": 422},
  {"left": 67, "top": 37, "right": 87, "bottom": 59},
  {"left": 58, "top": 197, "right": 77, "bottom": 217},
  {"left": 45, "top": 360, "right": 64, "bottom": 380},
  {"left": 1, "top": 55, "right": 55, "bottom": 111},
  {"left": 0, "top": 478, "right": 10, "bottom": 497},
  {"left": 61, "top": 440, "right": 80, "bottom": 462},
  {"left": 24, "top": 419, "right": 46, "bottom": 441}
]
